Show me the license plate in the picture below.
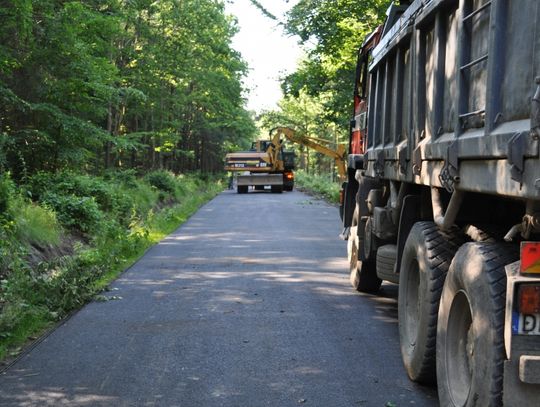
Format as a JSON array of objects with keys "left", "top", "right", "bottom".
[{"left": 518, "top": 313, "right": 540, "bottom": 335}]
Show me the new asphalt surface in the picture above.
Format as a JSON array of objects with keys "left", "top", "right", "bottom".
[{"left": 0, "top": 189, "right": 438, "bottom": 406}]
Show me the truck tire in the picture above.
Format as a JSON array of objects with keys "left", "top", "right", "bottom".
[
  {"left": 237, "top": 185, "right": 248, "bottom": 194},
  {"left": 348, "top": 205, "right": 381, "bottom": 292},
  {"left": 436, "top": 242, "right": 518, "bottom": 407},
  {"left": 398, "top": 221, "right": 464, "bottom": 384},
  {"left": 271, "top": 185, "right": 283, "bottom": 193},
  {"left": 254, "top": 185, "right": 265, "bottom": 191},
  {"left": 376, "top": 244, "right": 399, "bottom": 283}
]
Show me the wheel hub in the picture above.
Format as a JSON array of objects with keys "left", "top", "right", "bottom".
[{"left": 446, "top": 290, "right": 473, "bottom": 405}]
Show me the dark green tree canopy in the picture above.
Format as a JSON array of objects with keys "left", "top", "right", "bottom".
[
  {"left": 280, "top": 0, "right": 387, "bottom": 126},
  {"left": 0, "top": 0, "right": 256, "bottom": 177}
]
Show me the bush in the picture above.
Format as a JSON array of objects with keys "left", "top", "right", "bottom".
[
  {"left": 0, "top": 171, "right": 223, "bottom": 360},
  {"left": 41, "top": 193, "right": 102, "bottom": 233},
  {"left": 27, "top": 172, "right": 138, "bottom": 223},
  {"left": 59, "top": 175, "right": 117, "bottom": 212},
  {"left": 144, "top": 170, "right": 177, "bottom": 195},
  {"left": 295, "top": 170, "right": 340, "bottom": 203},
  {"left": 27, "top": 172, "right": 115, "bottom": 210},
  {"left": 103, "top": 169, "right": 138, "bottom": 188},
  {"left": 127, "top": 183, "right": 158, "bottom": 217},
  {"left": 0, "top": 229, "right": 25, "bottom": 280},
  {"left": 0, "top": 173, "right": 15, "bottom": 217}
]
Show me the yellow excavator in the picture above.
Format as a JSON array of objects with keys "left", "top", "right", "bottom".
[
  {"left": 224, "top": 126, "right": 346, "bottom": 194},
  {"left": 224, "top": 132, "right": 295, "bottom": 193},
  {"left": 269, "top": 126, "right": 347, "bottom": 180}
]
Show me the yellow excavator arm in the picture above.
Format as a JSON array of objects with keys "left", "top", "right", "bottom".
[
  {"left": 270, "top": 126, "right": 347, "bottom": 179},
  {"left": 264, "top": 132, "right": 285, "bottom": 172}
]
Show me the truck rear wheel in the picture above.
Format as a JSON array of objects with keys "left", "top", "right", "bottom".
[
  {"left": 398, "top": 221, "right": 464, "bottom": 384},
  {"left": 271, "top": 185, "right": 283, "bottom": 193},
  {"left": 348, "top": 205, "right": 381, "bottom": 292},
  {"left": 237, "top": 185, "right": 248, "bottom": 194},
  {"left": 436, "top": 243, "right": 518, "bottom": 406}
]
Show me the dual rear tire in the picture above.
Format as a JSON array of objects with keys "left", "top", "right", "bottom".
[
  {"left": 436, "top": 243, "right": 517, "bottom": 406},
  {"left": 345, "top": 179, "right": 519, "bottom": 403},
  {"left": 398, "top": 221, "right": 464, "bottom": 383},
  {"left": 399, "top": 222, "right": 519, "bottom": 405},
  {"left": 347, "top": 176, "right": 383, "bottom": 293}
]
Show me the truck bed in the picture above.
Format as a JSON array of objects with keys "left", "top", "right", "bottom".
[{"left": 364, "top": 0, "right": 540, "bottom": 199}]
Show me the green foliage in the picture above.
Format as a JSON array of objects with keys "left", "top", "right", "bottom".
[
  {"left": 103, "top": 169, "right": 138, "bottom": 188},
  {"left": 41, "top": 193, "right": 102, "bottom": 234},
  {"left": 281, "top": 0, "right": 387, "bottom": 127},
  {"left": 0, "top": 171, "right": 223, "bottom": 360},
  {"left": 0, "top": 0, "right": 256, "bottom": 176},
  {"left": 144, "top": 170, "right": 178, "bottom": 196},
  {"left": 295, "top": 170, "right": 340, "bottom": 203},
  {"left": 27, "top": 172, "right": 147, "bottom": 228},
  {"left": 29, "top": 172, "right": 108, "bottom": 208},
  {"left": 13, "top": 201, "right": 61, "bottom": 246},
  {"left": 0, "top": 301, "right": 51, "bottom": 346},
  {"left": 0, "top": 173, "right": 15, "bottom": 217},
  {"left": 127, "top": 183, "right": 159, "bottom": 218}
]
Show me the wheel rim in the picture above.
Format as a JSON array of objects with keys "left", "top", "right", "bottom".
[
  {"left": 446, "top": 290, "right": 473, "bottom": 405},
  {"left": 404, "top": 258, "right": 420, "bottom": 350}
]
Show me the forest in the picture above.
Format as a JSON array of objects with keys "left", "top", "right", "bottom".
[
  {"left": 0, "top": 0, "right": 387, "bottom": 359},
  {"left": 1, "top": 0, "right": 256, "bottom": 176}
]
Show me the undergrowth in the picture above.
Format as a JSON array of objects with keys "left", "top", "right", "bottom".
[
  {"left": 294, "top": 170, "right": 340, "bottom": 203},
  {"left": 0, "top": 170, "right": 223, "bottom": 360}
]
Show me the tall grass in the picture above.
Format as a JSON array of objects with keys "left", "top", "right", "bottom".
[
  {"left": 294, "top": 170, "right": 341, "bottom": 203},
  {"left": 13, "top": 201, "right": 61, "bottom": 246}
]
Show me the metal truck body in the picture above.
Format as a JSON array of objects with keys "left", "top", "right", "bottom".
[{"left": 340, "top": 0, "right": 540, "bottom": 404}]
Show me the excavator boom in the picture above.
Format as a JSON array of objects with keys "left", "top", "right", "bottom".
[{"left": 270, "top": 127, "right": 347, "bottom": 180}]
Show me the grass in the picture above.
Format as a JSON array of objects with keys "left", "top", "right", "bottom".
[
  {"left": 0, "top": 172, "right": 224, "bottom": 361},
  {"left": 294, "top": 170, "right": 341, "bottom": 203},
  {"left": 13, "top": 201, "right": 61, "bottom": 246}
]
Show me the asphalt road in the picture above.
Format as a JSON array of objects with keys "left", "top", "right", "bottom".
[{"left": 0, "top": 189, "right": 438, "bottom": 406}]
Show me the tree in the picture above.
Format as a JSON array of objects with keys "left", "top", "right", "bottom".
[
  {"left": 0, "top": 0, "right": 256, "bottom": 177},
  {"left": 281, "top": 0, "right": 387, "bottom": 127}
]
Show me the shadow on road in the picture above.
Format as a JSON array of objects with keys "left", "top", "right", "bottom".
[{"left": 0, "top": 190, "right": 438, "bottom": 407}]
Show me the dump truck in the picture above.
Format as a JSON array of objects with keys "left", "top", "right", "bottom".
[
  {"left": 224, "top": 135, "right": 295, "bottom": 193},
  {"left": 339, "top": 0, "right": 540, "bottom": 405}
]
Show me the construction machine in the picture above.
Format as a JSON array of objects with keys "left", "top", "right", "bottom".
[{"left": 224, "top": 133, "right": 295, "bottom": 193}]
